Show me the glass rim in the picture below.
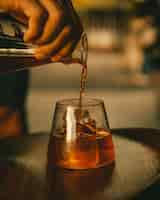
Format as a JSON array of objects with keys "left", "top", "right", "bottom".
[{"left": 56, "top": 98, "right": 104, "bottom": 107}]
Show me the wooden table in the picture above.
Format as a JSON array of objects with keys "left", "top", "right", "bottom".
[{"left": 0, "top": 128, "right": 160, "bottom": 200}]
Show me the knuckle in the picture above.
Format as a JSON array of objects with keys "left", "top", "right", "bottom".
[
  {"left": 33, "top": 6, "right": 46, "bottom": 19},
  {"left": 50, "top": 10, "right": 63, "bottom": 23}
]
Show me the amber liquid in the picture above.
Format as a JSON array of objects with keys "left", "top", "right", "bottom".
[
  {"left": 79, "top": 64, "right": 87, "bottom": 111},
  {"left": 78, "top": 33, "right": 88, "bottom": 118},
  {"left": 48, "top": 130, "right": 115, "bottom": 170}
]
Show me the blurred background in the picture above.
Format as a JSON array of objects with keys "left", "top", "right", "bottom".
[{"left": 27, "top": 0, "right": 160, "bottom": 133}]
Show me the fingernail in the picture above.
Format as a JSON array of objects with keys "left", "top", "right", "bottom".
[
  {"left": 35, "top": 53, "right": 44, "bottom": 60},
  {"left": 51, "top": 55, "right": 61, "bottom": 62}
]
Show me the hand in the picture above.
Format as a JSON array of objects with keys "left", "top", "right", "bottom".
[{"left": 0, "top": 0, "right": 83, "bottom": 61}]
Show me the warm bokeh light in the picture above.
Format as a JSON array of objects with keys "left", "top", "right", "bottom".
[{"left": 73, "top": 0, "right": 118, "bottom": 10}]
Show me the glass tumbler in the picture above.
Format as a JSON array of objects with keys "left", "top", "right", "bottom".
[{"left": 48, "top": 98, "right": 115, "bottom": 170}]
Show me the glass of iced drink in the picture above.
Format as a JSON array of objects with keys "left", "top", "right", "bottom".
[{"left": 48, "top": 98, "right": 115, "bottom": 170}]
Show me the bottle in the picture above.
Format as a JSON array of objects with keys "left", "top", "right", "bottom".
[{"left": 0, "top": 12, "right": 88, "bottom": 73}]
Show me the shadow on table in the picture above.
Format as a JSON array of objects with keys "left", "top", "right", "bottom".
[
  {"left": 46, "top": 163, "right": 115, "bottom": 200},
  {"left": 0, "top": 133, "right": 47, "bottom": 158},
  {"left": 112, "top": 128, "right": 160, "bottom": 199},
  {"left": 0, "top": 159, "right": 115, "bottom": 200},
  {"left": 135, "top": 179, "right": 160, "bottom": 200},
  {"left": 0, "top": 160, "right": 47, "bottom": 200},
  {"left": 112, "top": 128, "right": 160, "bottom": 149}
]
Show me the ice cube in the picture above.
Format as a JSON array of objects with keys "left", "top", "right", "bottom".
[{"left": 96, "top": 128, "right": 110, "bottom": 137}]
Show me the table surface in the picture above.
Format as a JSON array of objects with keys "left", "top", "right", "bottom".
[{"left": 0, "top": 128, "right": 160, "bottom": 200}]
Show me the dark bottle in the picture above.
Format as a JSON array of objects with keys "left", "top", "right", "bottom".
[{"left": 0, "top": 13, "right": 87, "bottom": 73}]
